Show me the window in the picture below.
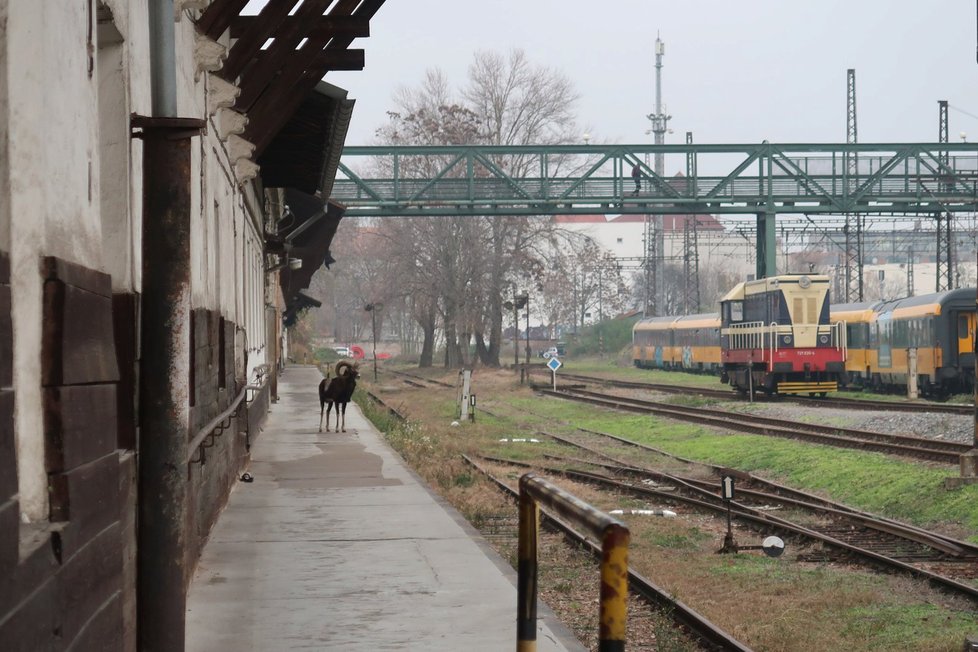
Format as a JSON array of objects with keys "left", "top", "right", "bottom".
[
  {"left": 959, "top": 315, "right": 969, "bottom": 339},
  {"left": 729, "top": 301, "right": 743, "bottom": 322}
]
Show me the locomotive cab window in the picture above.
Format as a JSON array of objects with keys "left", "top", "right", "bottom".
[
  {"left": 726, "top": 301, "right": 743, "bottom": 323},
  {"left": 959, "top": 315, "right": 969, "bottom": 340}
]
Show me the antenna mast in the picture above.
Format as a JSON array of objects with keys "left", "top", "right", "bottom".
[{"left": 643, "top": 35, "right": 671, "bottom": 316}]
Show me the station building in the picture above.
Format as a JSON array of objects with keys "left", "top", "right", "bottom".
[{"left": 0, "top": 2, "right": 385, "bottom": 649}]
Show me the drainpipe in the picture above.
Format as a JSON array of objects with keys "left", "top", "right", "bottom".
[
  {"left": 149, "top": 0, "right": 177, "bottom": 117},
  {"left": 137, "top": 2, "right": 202, "bottom": 650}
]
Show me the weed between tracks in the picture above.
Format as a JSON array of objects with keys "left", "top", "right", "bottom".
[{"left": 357, "top": 365, "right": 978, "bottom": 651}]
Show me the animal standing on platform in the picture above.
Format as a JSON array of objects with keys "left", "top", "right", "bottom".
[{"left": 319, "top": 360, "right": 360, "bottom": 433}]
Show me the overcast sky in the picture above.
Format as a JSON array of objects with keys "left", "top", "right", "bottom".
[{"left": 322, "top": 0, "right": 978, "bottom": 147}]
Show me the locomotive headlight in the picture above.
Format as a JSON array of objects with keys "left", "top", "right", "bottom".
[
  {"left": 782, "top": 335, "right": 792, "bottom": 345},
  {"left": 799, "top": 275, "right": 811, "bottom": 289},
  {"left": 819, "top": 334, "right": 829, "bottom": 344}
]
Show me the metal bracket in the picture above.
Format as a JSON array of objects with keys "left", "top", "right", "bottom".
[{"left": 131, "top": 114, "right": 208, "bottom": 140}]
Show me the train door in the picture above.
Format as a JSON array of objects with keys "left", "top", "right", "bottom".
[
  {"left": 877, "top": 312, "right": 892, "bottom": 368},
  {"left": 955, "top": 311, "right": 975, "bottom": 359}
]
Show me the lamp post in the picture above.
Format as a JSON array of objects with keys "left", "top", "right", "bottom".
[
  {"left": 365, "top": 302, "right": 383, "bottom": 382},
  {"left": 502, "top": 292, "right": 529, "bottom": 369},
  {"left": 522, "top": 293, "right": 531, "bottom": 367}
]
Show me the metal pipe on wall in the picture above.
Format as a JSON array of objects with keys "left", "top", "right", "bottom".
[
  {"left": 138, "top": 3, "right": 190, "bottom": 649},
  {"left": 137, "top": 130, "right": 193, "bottom": 652},
  {"left": 149, "top": 0, "right": 177, "bottom": 117}
]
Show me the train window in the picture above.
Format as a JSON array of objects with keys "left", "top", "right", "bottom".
[
  {"left": 729, "top": 301, "right": 743, "bottom": 322},
  {"left": 959, "top": 315, "right": 969, "bottom": 339}
]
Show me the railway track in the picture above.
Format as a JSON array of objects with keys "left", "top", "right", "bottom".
[
  {"left": 384, "top": 368, "right": 455, "bottom": 388},
  {"left": 462, "top": 454, "right": 752, "bottom": 651},
  {"left": 479, "top": 428, "right": 978, "bottom": 603},
  {"left": 362, "top": 387, "right": 747, "bottom": 649},
  {"left": 539, "top": 385, "right": 971, "bottom": 464},
  {"left": 367, "top": 372, "right": 978, "bottom": 646},
  {"left": 541, "top": 368, "right": 974, "bottom": 415}
]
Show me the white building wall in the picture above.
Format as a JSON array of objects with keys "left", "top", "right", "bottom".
[
  {"left": 7, "top": 1, "right": 102, "bottom": 520},
  {"left": 3, "top": 1, "right": 270, "bottom": 520}
]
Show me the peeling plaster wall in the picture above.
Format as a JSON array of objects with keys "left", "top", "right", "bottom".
[
  {"left": 0, "top": 0, "right": 9, "bottom": 255},
  {"left": 0, "top": 3, "right": 280, "bottom": 648},
  {"left": 7, "top": 1, "right": 101, "bottom": 520},
  {"left": 3, "top": 0, "right": 269, "bottom": 528},
  {"left": 170, "top": 14, "right": 267, "bottom": 379}
]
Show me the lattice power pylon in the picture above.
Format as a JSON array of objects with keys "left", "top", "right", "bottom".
[
  {"left": 936, "top": 100, "right": 954, "bottom": 292},
  {"left": 682, "top": 132, "right": 700, "bottom": 315},
  {"left": 682, "top": 216, "right": 700, "bottom": 315},
  {"left": 843, "top": 68, "right": 864, "bottom": 302},
  {"left": 642, "top": 214, "right": 658, "bottom": 316},
  {"left": 906, "top": 246, "right": 915, "bottom": 296}
]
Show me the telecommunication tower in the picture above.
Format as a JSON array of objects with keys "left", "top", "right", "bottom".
[{"left": 643, "top": 35, "right": 671, "bottom": 315}]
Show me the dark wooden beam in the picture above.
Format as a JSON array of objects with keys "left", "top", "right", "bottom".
[
  {"left": 234, "top": 0, "right": 360, "bottom": 118},
  {"left": 248, "top": 48, "right": 366, "bottom": 75},
  {"left": 239, "top": 48, "right": 364, "bottom": 112},
  {"left": 234, "top": 0, "right": 338, "bottom": 111},
  {"left": 195, "top": 0, "right": 250, "bottom": 40},
  {"left": 245, "top": 0, "right": 386, "bottom": 155},
  {"left": 229, "top": 15, "right": 370, "bottom": 39},
  {"left": 221, "top": 0, "right": 301, "bottom": 82}
]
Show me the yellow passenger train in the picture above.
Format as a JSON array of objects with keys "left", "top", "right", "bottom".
[
  {"left": 634, "top": 274, "right": 846, "bottom": 396},
  {"left": 632, "top": 283, "right": 977, "bottom": 398},
  {"left": 833, "top": 288, "right": 976, "bottom": 396}
]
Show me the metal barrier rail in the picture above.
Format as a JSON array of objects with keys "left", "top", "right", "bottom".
[
  {"left": 187, "top": 368, "right": 270, "bottom": 465},
  {"left": 518, "top": 473, "right": 629, "bottom": 652},
  {"left": 727, "top": 321, "right": 766, "bottom": 350}
]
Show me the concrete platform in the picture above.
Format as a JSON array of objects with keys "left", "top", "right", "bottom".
[{"left": 186, "top": 365, "right": 583, "bottom": 651}]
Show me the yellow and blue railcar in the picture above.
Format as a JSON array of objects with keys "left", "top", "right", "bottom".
[
  {"left": 632, "top": 316, "right": 681, "bottom": 369},
  {"left": 830, "top": 301, "right": 880, "bottom": 387},
  {"left": 865, "top": 288, "right": 975, "bottom": 396},
  {"left": 672, "top": 313, "right": 721, "bottom": 372},
  {"left": 632, "top": 313, "right": 721, "bottom": 371}
]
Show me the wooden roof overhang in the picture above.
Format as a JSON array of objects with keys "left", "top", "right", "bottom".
[
  {"left": 194, "top": 0, "right": 382, "bottom": 316},
  {"left": 195, "top": 0, "right": 384, "bottom": 185}
]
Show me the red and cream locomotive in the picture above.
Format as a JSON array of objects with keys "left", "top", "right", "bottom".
[{"left": 720, "top": 274, "right": 846, "bottom": 396}]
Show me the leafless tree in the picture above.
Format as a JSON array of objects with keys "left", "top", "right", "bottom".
[{"left": 361, "top": 49, "right": 586, "bottom": 369}]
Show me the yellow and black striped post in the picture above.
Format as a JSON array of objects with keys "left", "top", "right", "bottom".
[
  {"left": 517, "top": 473, "right": 630, "bottom": 652},
  {"left": 599, "top": 524, "right": 629, "bottom": 652},
  {"left": 517, "top": 479, "right": 539, "bottom": 652}
]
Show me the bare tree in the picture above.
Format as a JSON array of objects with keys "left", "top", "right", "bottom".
[{"left": 361, "top": 49, "right": 586, "bottom": 369}]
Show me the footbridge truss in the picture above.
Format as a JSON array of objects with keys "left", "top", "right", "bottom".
[{"left": 331, "top": 143, "right": 978, "bottom": 278}]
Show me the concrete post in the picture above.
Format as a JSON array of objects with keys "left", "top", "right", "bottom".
[{"left": 907, "top": 348, "right": 918, "bottom": 399}]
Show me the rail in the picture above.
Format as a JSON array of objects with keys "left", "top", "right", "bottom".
[
  {"left": 518, "top": 473, "right": 629, "bottom": 652},
  {"left": 727, "top": 321, "right": 766, "bottom": 350},
  {"left": 187, "top": 366, "right": 270, "bottom": 465}
]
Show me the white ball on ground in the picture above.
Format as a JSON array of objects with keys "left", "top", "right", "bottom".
[{"left": 450, "top": 420, "right": 460, "bottom": 427}]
